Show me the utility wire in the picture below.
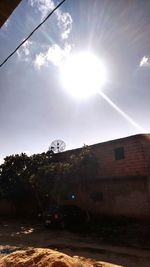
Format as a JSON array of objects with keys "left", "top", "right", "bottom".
[{"left": 0, "top": 0, "right": 67, "bottom": 68}]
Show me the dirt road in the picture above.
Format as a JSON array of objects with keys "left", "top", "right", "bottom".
[{"left": 0, "top": 219, "right": 150, "bottom": 267}]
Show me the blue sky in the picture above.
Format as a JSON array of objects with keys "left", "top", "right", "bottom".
[{"left": 0, "top": 0, "right": 150, "bottom": 161}]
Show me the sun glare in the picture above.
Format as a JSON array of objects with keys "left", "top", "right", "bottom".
[{"left": 60, "top": 52, "right": 107, "bottom": 99}]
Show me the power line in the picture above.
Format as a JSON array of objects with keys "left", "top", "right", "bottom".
[{"left": 0, "top": 0, "right": 67, "bottom": 68}]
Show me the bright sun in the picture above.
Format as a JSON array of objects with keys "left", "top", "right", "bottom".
[{"left": 60, "top": 52, "right": 107, "bottom": 99}]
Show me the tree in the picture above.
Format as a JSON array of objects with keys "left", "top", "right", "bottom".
[
  {"left": 0, "top": 153, "right": 30, "bottom": 200},
  {"left": 0, "top": 152, "right": 53, "bottom": 214},
  {"left": 49, "top": 146, "right": 99, "bottom": 204},
  {"left": 0, "top": 146, "right": 98, "bottom": 216},
  {"left": 64, "top": 145, "right": 99, "bottom": 181}
]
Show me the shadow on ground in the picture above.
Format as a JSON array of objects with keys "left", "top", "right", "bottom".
[{"left": 0, "top": 217, "right": 150, "bottom": 267}]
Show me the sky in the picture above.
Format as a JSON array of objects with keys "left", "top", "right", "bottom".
[{"left": 0, "top": 0, "right": 150, "bottom": 161}]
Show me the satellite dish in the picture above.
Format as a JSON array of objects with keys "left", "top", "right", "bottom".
[{"left": 49, "top": 140, "right": 66, "bottom": 153}]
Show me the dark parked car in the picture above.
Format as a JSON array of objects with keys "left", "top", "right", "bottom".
[{"left": 43, "top": 204, "right": 89, "bottom": 229}]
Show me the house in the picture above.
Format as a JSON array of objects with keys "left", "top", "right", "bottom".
[{"left": 60, "top": 134, "right": 150, "bottom": 220}]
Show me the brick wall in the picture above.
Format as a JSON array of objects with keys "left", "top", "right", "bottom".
[
  {"left": 62, "top": 134, "right": 150, "bottom": 178},
  {"left": 60, "top": 134, "right": 150, "bottom": 219},
  {"left": 140, "top": 134, "right": 150, "bottom": 174},
  {"left": 91, "top": 134, "right": 149, "bottom": 178}
]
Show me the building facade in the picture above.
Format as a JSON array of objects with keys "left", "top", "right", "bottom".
[{"left": 61, "top": 134, "right": 150, "bottom": 219}]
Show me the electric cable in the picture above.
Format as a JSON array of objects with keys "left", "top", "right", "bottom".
[{"left": 0, "top": 0, "right": 67, "bottom": 68}]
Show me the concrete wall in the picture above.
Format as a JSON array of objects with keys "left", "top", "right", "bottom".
[{"left": 63, "top": 176, "right": 150, "bottom": 219}]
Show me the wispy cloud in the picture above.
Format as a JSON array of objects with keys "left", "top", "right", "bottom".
[
  {"left": 34, "top": 52, "right": 47, "bottom": 69},
  {"left": 34, "top": 43, "right": 72, "bottom": 69},
  {"left": 29, "top": 0, "right": 73, "bottom": 40},
  {"left": 30, "top": 0, "right": 73, "bottom": 69},
  {"left": 29, "top": 0, "right": 55, "bottom": 20},
  {"left": 140, "top": 56, "right": 150, "bottom": 67},
  {"left": 18, "top": 1, "right": 73, "bottom": 68},
  {"left": 17, "top": 40, "right": 33, "bottom": 61},
  {"left": 57, "top": 10, "right": 72, "bottom": 40}
]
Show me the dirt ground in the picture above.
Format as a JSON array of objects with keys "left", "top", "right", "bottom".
[{"left": 0, "top": 218, "right": 150, "bottom": 267}]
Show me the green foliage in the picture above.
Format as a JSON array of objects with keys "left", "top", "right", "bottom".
[
  {"left": 0, "top": 146, "right": 98, "bottom": 214},
  {"left": 0, "top": 153, "right": 30, "bottom": 200},
  {"left": 65, "top": 146, "right": 99, "bottom": 181}
]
